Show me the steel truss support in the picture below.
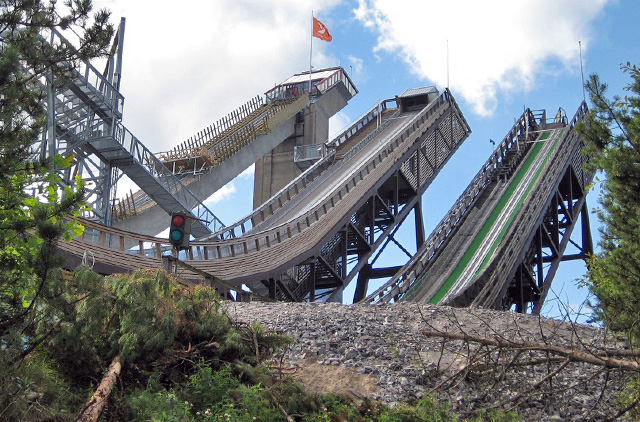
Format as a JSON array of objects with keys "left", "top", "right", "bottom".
[
  {"left": 35, "top": 20, "right": 127, "bottom": 225},
  {"left": 352, "top": 200, "right": 423, "bottom": 303},
  {"left": 261, "top": 168, "right": 419, "bottom": 302},
  {"left": 307, "top": 109, "right": 466, "bottom": 300},
  {"left": 503, "top": 165, "right": 593, "bottom": 314},
  {"left": 312, "top": 174, "right": 417, "bottom": 302},
  {"left": 247, "top": 92, "right": 470, "bottom": 302}
]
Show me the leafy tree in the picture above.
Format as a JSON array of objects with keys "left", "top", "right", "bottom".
[
  {"left": 576, "top": 63, "right": 640, "bottom": 341},
  {"left": 0, "top": 0, "right": 113, "bottom": 368}
]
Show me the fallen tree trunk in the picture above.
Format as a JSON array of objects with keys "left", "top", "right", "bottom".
[{"left": 76, "top": 355, "right": 122, "bottom": 422}]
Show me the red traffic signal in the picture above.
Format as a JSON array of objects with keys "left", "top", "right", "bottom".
[{"left": 169, "top": 212, "right": 191, "bottom": 248}]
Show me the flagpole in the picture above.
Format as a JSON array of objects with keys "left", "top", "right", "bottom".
[
  {"left": 446, "top": 39, "right": 449, "bottom": 89},
  {"left": 579, "top": 40, "right": 586, "bottom": 103},
  {"left": 309, "top": 11, "right": 313, "bottom": 97}
]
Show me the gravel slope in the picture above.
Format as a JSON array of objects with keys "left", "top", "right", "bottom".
[{"left": 224, "top": 302, "right": 631, "bottom": 421}]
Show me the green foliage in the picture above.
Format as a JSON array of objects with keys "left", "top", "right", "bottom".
[
  {"left": 0, "top": 263, "right": 294, "bottom": 419},
  {"left": 466, "top": 408, "right": 521, "bottom": 422},
  {"left": 576, "top": 64, "right": 640, "bottom": 341},
  {"left": 614, "top": 377, "right": 640, "bottom": 420},
  {"left": 187, "top": 365, "right": 239, "bottom": 410},
  {"left": 0, "top": 0, "right": 114, "bottom": 393},
  {"left": 50, "top": 268, "right": 250, "bottom": 377},
  {"left": 575, "top": 63, "right": 640, "bottom": 419},
  {"left": 0, "top": 351, "right": 83, "bottom": 422},
  {"left": 126, "top": 389, "right": 193, "bottom": 422},
  {"left": 127, "top": 365, "right": 519, "bottom": 422}
]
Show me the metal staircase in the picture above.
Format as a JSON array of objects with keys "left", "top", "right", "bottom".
[
  {"left": 112, "top": 95, "right": 309, "bottom": 221},
  {"left": 34, "top": 24, "right": 224, "bottom": 236},
  {"left": 85, "top": 119, "right": 225, "bottom": 236}
]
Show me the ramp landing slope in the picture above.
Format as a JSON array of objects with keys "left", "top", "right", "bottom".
[{"left": 363, "top": 104, "right": 593, "bottom": 314}]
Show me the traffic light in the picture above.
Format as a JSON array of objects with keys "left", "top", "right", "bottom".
[{"left": 169, "top": 212, "right": 191, "bottom": 249}]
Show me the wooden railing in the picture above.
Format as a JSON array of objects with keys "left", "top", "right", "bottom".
[{"left": 112, "top": 96, "right": 308, "bottom": 221}]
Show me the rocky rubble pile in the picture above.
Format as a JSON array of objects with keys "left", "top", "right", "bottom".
[{"left": 224, "top": 301, "right": 631, "bottom": 421}]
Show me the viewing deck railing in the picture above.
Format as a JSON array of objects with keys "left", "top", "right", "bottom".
[{"left": 315, "top": 67, "right": 358, "bottom": 98}]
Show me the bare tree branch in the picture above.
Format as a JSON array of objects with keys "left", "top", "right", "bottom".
[{"left": 422, "top": 328, "right": 640, "bottom": 372}]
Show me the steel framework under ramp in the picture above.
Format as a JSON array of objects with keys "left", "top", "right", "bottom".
[{"left": 502, "top": 164, "right": 593, "bottom": 314}]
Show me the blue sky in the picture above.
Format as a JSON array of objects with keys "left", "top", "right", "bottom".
[{"left": 99, "top": 0, "right": 640, "bottom": 319}]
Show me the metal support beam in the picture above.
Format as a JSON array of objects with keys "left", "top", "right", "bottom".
[
  {"left": 414, "top": 200, "right": 425, "bottom": 249},
  {"left": 500, "top": 164, "right": 592, "bottom": 315},
  {"left": 353, "top": 263, "right": 372, "bottom": 303},
  {"left": 269, "top": 278, "right": 276, "bottom": 300},
  {"left": 309, "top": 262, "right": 316, "bottom": 302},
  {"left": 276, "top": 279, "right": 298, "bottom": 302}
]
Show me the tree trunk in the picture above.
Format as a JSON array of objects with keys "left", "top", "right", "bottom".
[{"left": 76, "top": 355, "right": 122, "bottom": 422}]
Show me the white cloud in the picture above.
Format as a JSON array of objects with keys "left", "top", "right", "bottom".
[
  {"left": 354, "top": 0, "right": 609, "bottom": 115},
  {"left": 346, "top": 55, "right": 365, "bottom": 84},
  {"left": 100, "top": 0, "right": 341, "bottom": 151},
  {"left": 205, "top": 183, "right": 236, "bottom": 206},
  {"left": 329, "top": 111, "right": 353, "bottom": 140},
  {"left": 239, "top": 163, "right": 255, "bottom": 179}
]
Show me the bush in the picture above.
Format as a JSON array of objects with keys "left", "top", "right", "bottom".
[{"left": 126, "top": 389, "right": 193, "bottom": 422}]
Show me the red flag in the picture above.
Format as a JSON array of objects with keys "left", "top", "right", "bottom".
[{"left": 313, "top": 17, "right": 332, "bottom": 42}]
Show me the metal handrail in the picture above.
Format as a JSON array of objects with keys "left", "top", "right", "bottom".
[
  {"left": 91, "top": 119, "right": 225, "bottom": 233},
  {"left": 340, "top": 109, "right": 401, "bottom": 163},
  {"left": 200, "top": 149, "right": 337, "bottom": 240},
  {"left": 315, "top": 67, "right": 358, "bottom": 99},
  {"left": 200, "top": 100, "right": 399, "bottom": 240},
  {"left": 327, "top": 99, "right": 393, "bottom": 148},
  {"left": 50, "top": 28, "right": 124, "bottom": 117}
]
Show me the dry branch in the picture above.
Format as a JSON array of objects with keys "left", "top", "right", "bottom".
[{"left": 422, "top": 329, "right": 640, "bottom": 372}]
